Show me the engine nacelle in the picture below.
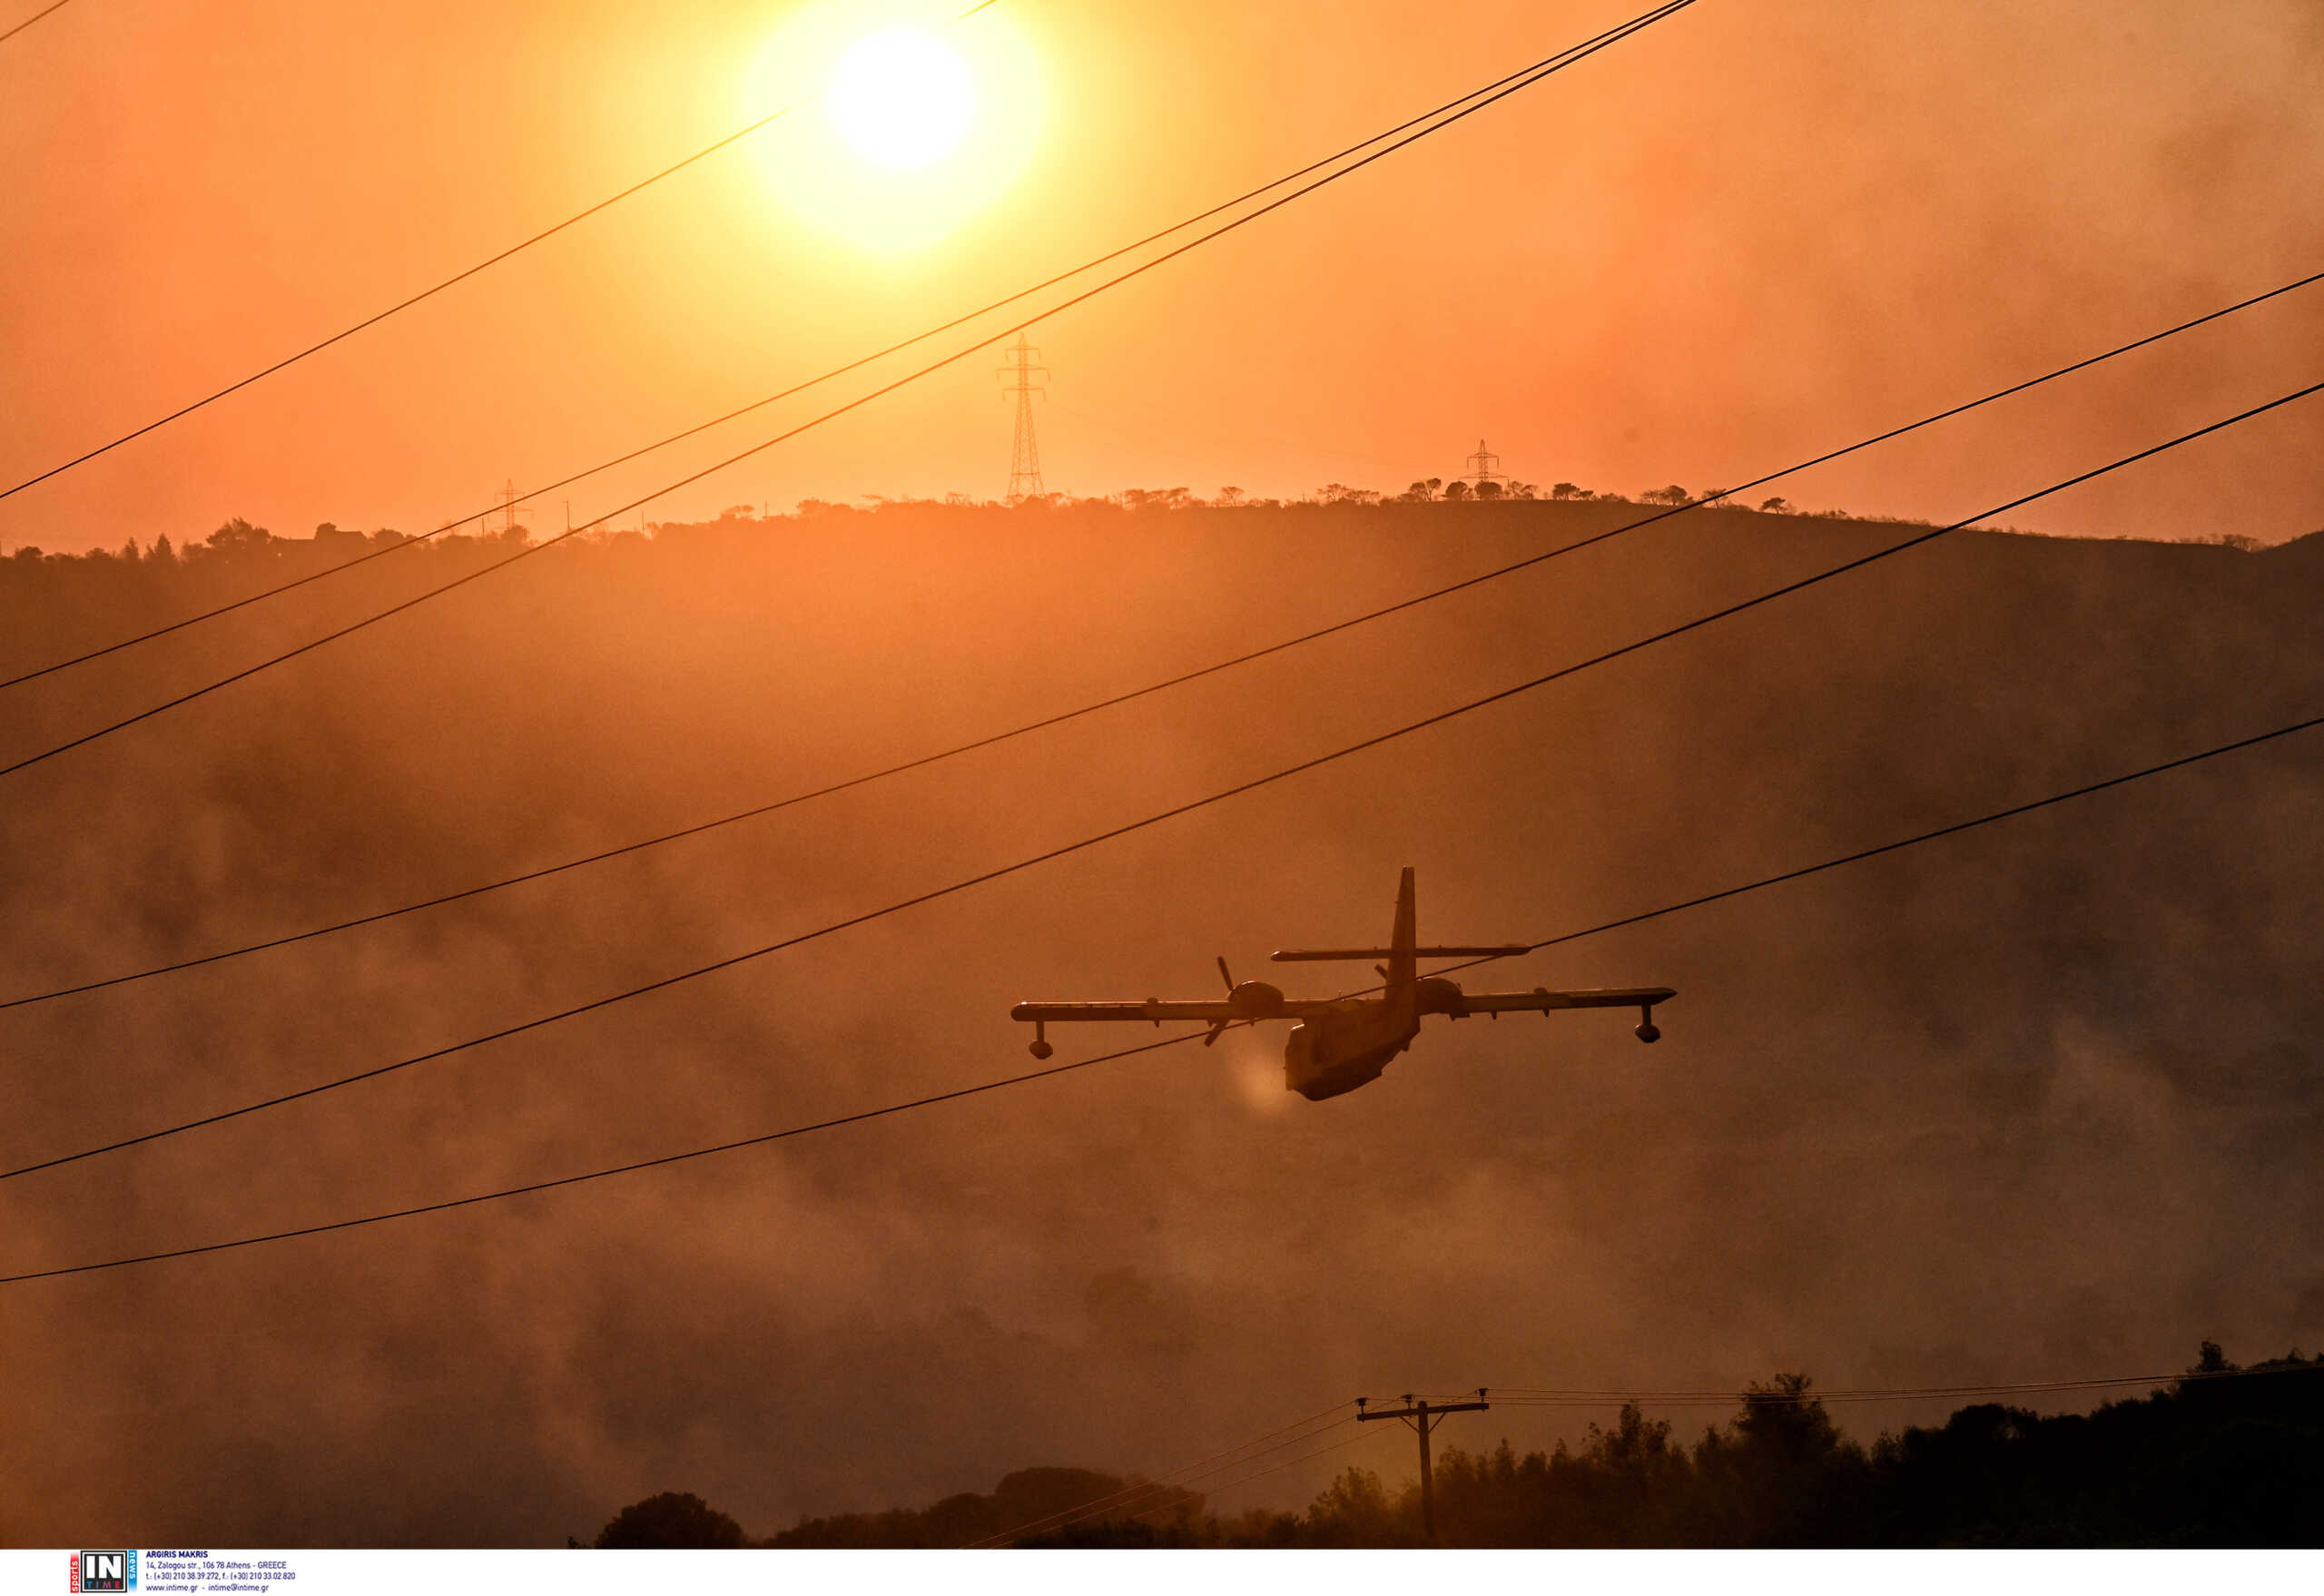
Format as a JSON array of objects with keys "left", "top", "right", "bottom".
[
  {"left": 1226, "top": 980, "right": 1286, "bottom": 1020},
  {"left": 1414, "top": 975, "right": 1465, "bottom": 1015}
]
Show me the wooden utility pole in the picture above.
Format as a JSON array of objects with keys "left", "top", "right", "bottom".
[{"left": 1356, "top": 1390, "right": 1490, "bottom": 1542}]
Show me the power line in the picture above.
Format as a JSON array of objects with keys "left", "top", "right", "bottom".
[
  {"left": 7, "top": 692, "right": 2319, "bottom": 1276},
  {"left": 0, "top": 0, "right": 1695, "bottom": 780},
  {"left": 7, "top": 535, "right": 2324, "bottom": 1272},
  {"left": 973, "top": 1407, "right": 1354, "bottom": 1544},
  {"left": 1435, "top": 1364, "right": 2324, "bottom": 1408},
  {"left": 0, "top": 0, "right": 1689, "bottom": 695},
  {"left": 0, "top": 0, "right": 73, "bottom": 46},
  {"left": 0, "top": 1, "right": 1000, "bottom": 512},
  {"left": 10, "top": 266, "right": 2319, "bottom": 1010},
  {"left": 1405, "top": 703, "right": 2324, "bottom": 992},
  {"left": 0, "top": 1028, "right": 1217, "bottom": 1282},
  {"left": 1120, "top": 1426, "right": 1392, "bottom": 1526},
  {"left": 1008, "top": 1424, "right": 1391, "bottom": 1541},
  {"left": 964, "top": 1404, "right": 1359, "bottom": 1546},
  {"left": 4, "top": 377, "right": 2314, "bottom": 1180}
]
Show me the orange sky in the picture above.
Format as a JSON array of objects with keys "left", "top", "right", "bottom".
[{"left": 4, "top": 0, "right": 2322, "bottom": 554}]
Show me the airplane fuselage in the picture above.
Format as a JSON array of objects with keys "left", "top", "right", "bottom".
[{"left": 1283, "top": 988, "right": 1421, "bottom": 1100}]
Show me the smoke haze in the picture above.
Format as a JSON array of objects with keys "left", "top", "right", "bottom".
[{"left": 4, "top": 498, "right": 2322, "bottom": 1542}]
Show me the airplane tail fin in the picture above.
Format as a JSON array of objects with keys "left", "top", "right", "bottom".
[
  {"left": 1268, "top": 870, "right": 1526, "bottom": 973},
  {"left": 1389, "top": 866, "right": 1417, "bottom": 991}
]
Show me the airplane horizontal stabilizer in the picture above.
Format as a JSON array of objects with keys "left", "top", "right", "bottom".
[
  {"left": 1011, "top": 999, "right": 1341, "bottom": 1023},
  {"left": 1270, "top": 944, "right": 1531, "bottom": 962}
]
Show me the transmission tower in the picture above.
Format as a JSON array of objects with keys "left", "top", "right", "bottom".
[
  {"left": 999, "top": 332, "right": 1048, "bottom": 501},
  {"left": 1464, "top": 438, "right": 1507, "bottom": 492},
  {"left": 490, "top": 478, "right": 526, "bottom": 537}
]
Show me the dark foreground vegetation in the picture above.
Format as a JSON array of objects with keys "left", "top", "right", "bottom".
[{"left": 588, "top": 1345, "right": 2324, "bottom": 1548}]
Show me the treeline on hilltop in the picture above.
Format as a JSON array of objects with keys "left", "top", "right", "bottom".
[
  {"left": 0, "top": 474, "right": 1933, "bottom": 579},
  {"left": 0, "top": 493, "right": 1817, "bottom": 684},
  {"left": 20, "top": 478, "right": 2273, "bottom": 670},
  {"left": 0, "top": 485, "right": 2055, "bottom": 683},
  {"left": 586, "top": 1346, "right": 2324, "bottom": 1549},
  {"left": 0, "top": 480, "right": 1747, "bottom": 573}
]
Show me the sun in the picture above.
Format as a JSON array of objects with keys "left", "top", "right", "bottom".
[
  {"left": 742, "top": 2, "right": 1045, "bottom": 256},
  {"left": 829, "top": 29, "right": 975, "bottom": 171}
]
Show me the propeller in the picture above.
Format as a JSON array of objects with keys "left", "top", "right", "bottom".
[
  {"left": 1206, "top": 957, "right": 1234, "bottom": 1045},
  {"left": 1211, "top": 956, "right": 1287, "bottom": 1031}
]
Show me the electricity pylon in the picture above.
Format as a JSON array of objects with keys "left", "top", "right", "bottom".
[
  {"left": 999, "top": 332, "right": 1048, "bottom": 501},
  {"left": 1356, "top": 1390, "right": 1490, "bottom": 1542},
  {"left": 491, "top": 478, "right": 525, "bottom": 537},
  {"left": 1464, "top": 438, "right": 1507, "bottom": 493}
]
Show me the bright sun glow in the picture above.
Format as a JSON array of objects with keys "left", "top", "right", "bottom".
[
  {"left": 742, "top": 2, "right": 1045, "bottom": 256},
  {"left": 830, "top": 30, "right": 975, "bottom": 171}
]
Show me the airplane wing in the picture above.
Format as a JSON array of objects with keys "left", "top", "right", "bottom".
[{"left": 1443, "top": 985, "right": 1676, "bottom": 1016}]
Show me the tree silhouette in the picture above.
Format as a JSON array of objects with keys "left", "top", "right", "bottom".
[
  {"left": 202, "top": 517, "right": 276, "bottom": 557},
  {"left": 1304, "top": 1465, "right": 1410, "bottom": 1547},
  {"left": 593, "top": 1492, "right": 747, "bottom": 1549}
]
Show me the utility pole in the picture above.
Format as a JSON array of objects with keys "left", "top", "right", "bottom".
[
  {"left": 999, "top": 332, "right": 1048, "bottom": 501},
  {"left": 1356, "top": 1390, "right": 1490, "bottom": 1542}
]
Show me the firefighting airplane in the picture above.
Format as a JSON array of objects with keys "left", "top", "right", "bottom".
[{"left": 1012, "top": 869, "right": 1675, "bottom": 1100}]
